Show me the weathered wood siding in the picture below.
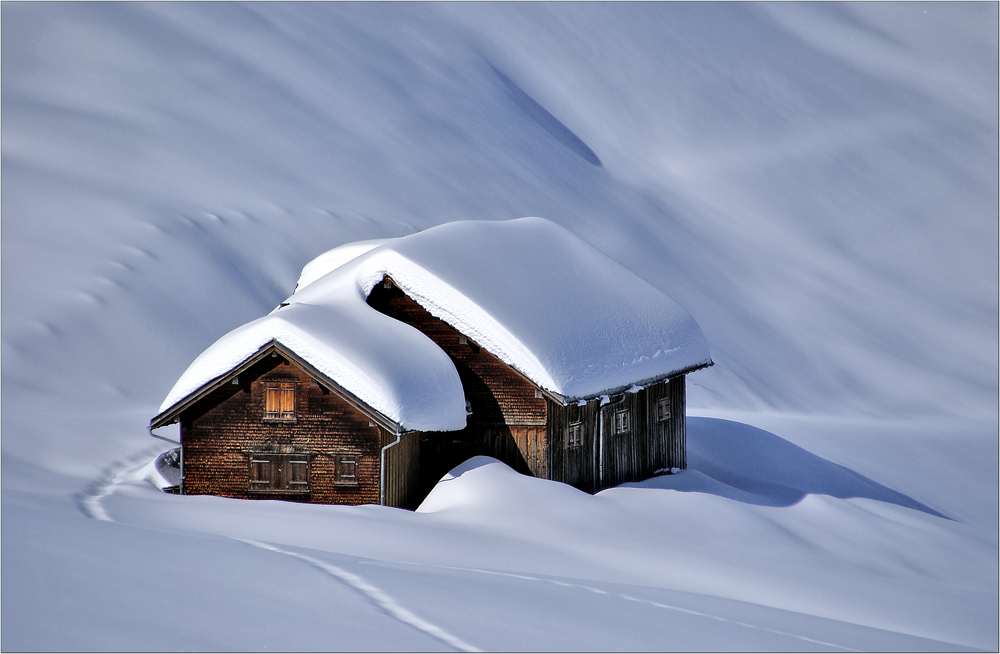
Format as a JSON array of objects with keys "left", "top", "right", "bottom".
[
  {"left": 380, "top": 427, "right": 424, "bottom": 510},
  {"left": 368, "top": 279, "right": 548, "bottom": 486},
  {"left": 669, "top": 375, "right": 686, "bottom": 470},
  {"left": 546, "top": 397, "right": 601, "bottom": 492},
  {"left": 547, "top": 376, "right": 686, "bottom": 493},
  {"left": 180, "top": 355, "right": 382, "bottom": 505},
  {"left": 175, "top": 278, "right": 690, "bottom": 509}
]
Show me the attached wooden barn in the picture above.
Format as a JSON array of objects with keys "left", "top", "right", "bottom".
[{"left": 150, "top": 218, "right": 712, "bottom": 509}]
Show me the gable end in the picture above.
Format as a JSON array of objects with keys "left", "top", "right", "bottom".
[{"left": 150, "top": 339, "right": 401, "bottom": 434}]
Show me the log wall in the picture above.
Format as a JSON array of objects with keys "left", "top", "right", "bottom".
[{"left": 180, "top": 355, "right": 382, "bottom": 505}]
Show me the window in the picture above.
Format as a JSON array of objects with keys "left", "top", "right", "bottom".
[
  {"left": 249, "top": 453, "right": 310, "bottom": 493},
  {"left": 265, "top": 383, "right": 295, "bottom": 420},
  {"left": 613, "top": 409, "right": 630, "bottom": 435},
  {"left": 656, "top": 396, "right": 671, "bottom": 422},
  {"left": 567, "top": 422, "right": 582, "bottom": 448},
  {"left": 335, "top": 455, "right": 358, "bottom": 485}
]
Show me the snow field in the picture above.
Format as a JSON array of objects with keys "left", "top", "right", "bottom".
[{"left": 2, "top": 2, "right": 996, "bottom": 651}]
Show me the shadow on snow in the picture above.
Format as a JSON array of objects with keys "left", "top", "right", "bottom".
[{"left": 624, "top": 417, "right": 948, "bottom": 519}]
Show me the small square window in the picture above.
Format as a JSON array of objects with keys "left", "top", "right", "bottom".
[
  {"left": 458, "top": 335, "right": 468, "bottom": 345},
  {"left": 264, "top": 383, "right": 295, "bottom": 420},
  {"left": 534, "top": 388, "right": 543, "bottom": 399},
  {"left": 656, "top": 396, "right": 671, "bottom": 422},
  {"left": 614, "top": 409, "right": 630, "bottom": 435},
  {"left": 335, "top": 454, "right": 358, "bottom": 485},
  {"left": 567, "top": 422, "right": 582, "bottom": 448}
]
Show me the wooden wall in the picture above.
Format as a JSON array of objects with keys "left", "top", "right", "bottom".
[
  {"left": 380, "top": 427, "right": 424, "bottom": 510},
  {"left": 668, "top": 375, "right": 686, "bottom": 470},
  {"left": 546, "top": 397, "right": 600, "bottom": 492},
  {"left": 547, "top": 376, "right": 686, "bottom": 493},
  {"left": 180, "top": 355, "right": 382, "bottom": 505}
]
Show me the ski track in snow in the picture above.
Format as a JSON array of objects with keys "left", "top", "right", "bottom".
[
  {"left": 79, "top": 465, "right": 867, "bottom": 653},
  {"left": 75, "top": 446, "right": 167, "bottom": 522},
  {"left": 76, "top": 467, "right": 481, "bottom": 653},
  {"left": 394, "top": 563, "right": 861, "bottom": 652},
  {"left": 239, "top": 540, "right": 482, "bottom": 653},
  {"left": 78, "top": 463, "right": 901, "bottom": 652}
]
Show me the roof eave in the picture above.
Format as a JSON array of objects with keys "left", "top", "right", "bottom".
[
  {"left": 559, "top": 359, "right": 714, "bottom": 405},
  {"left": 149, "top": 339, "right": 403, "bottom": 435}
]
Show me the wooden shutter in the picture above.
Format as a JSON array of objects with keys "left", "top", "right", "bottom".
[
  {"left": 567, "top": 422, "right": 582, "bottom": 448},
  {"left": 265, "top": 388, "right": 280, "bottom": 419},
  {"left": 336, "top": 455, "right": 358, "bottom": 485},
  {"left": 265, "top": 384, "right": 295, "bottom": 420},
  {"left": 280, "top": 384, "right": 295, "bottom": 419},
  {"left": 287, "top": 454, "right": 310, "bottom": 490},
  {"left": 656, "top": 396, "right": 671, "bottom": 422},
  {"left": 614, "top": 409, "right": 630, "bottom": 435},
  {"left": 250, "top": 454, "right": 276, "bottom": 490}
]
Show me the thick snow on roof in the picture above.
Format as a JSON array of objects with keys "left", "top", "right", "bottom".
[
  {"left": 290, "top": 217, "right": 712, "bottom": 402},
  {"left": 157, "top": 262, "right": 468, "bottom": 432},
  {"left": 160, "top": 217, "right": 709, "bottom": 431},
  {"left": 293, "top": 238, "right": 394, "bottom": 294}
]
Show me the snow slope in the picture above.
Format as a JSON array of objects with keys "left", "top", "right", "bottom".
[{"left": 2, "top": 3, "right": 996, "bottom": 651}]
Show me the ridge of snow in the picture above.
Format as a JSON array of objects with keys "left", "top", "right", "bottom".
[{"left": 294, "top": 238, "right": 396, "bottom": 294}]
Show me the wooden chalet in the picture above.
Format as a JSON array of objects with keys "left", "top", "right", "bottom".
[{"left": 150, "top": 218, "right": 712, "bottom": 509}]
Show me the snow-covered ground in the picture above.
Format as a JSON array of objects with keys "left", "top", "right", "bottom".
[{"left": 2, "top": 3, "right": 996, "bottom": 651}]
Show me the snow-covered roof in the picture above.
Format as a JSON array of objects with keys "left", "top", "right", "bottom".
[{"left": 156, "top": 217, "right": 711, "bottom": 432}]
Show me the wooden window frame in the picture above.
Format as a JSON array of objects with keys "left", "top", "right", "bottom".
[
  {"left": 567, "top": 421, "right": 582, "bottom": 448},
  {"left": 656, "top": 396, "right": 671, "bottom": 422},
  {"left": 335, "top": 454, "right": 359, "bottom": 486},
  {"left": 613, "top": 408, "right": 630, "bottom": 435},
  {"left": 248, "top": 453, "right": 310, "bottom": 494},
  {"left": 264, "top": 383, "right": 296, "bottom": 422}
]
